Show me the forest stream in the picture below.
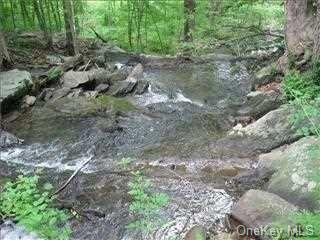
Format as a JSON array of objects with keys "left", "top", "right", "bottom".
[{"left": 0, "top": 51, "right": 264, "bottom": 240}]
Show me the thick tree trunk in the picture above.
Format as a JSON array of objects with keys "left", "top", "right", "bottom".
[
  {"left": 0, "top": 30, "right": 11, "bottom": 71},
  {"left": 183, "top": 0, "right": 196, "bottom": 42},
  {"left": 284, "top": 0, "right": 314, "bottom": 56},
  {"left": 63, "top": 0, "right": 78, "bottom": 56},
  {"left": 313, "top": 0, "right": 320, "bottom": 57}
]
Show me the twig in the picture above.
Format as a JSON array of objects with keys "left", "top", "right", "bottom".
[
  {"left": 83, "top": 59, "right": 91, "bottom": 71},
  {"left": 51, "top": 157, "right": 93, "bottom": 196}
]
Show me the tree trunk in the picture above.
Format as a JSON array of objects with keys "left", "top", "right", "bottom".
[
  {"left": 33, "top": 0, "right": 53, "bottom": 48},
  {"left": 0, "top": 30, "right": 11, "bottom": 71},
  {"left": 62, "top": 0, "right": 78, "bottom": 56},
  {"left": 314, "top": 0, "right": 320, "bottom": 57},
  {"left": 284, "top": 0, "right": 314, "bottom": 56},
  {"left": 183, "top": 0, "right": 196, "bottom": 42}
]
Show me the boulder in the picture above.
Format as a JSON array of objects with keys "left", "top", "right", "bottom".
[
  {"left": 184, "top": 226, "right": 206, "bottom": 240},
  {"left": 38, "top": 88, "right": 54, "bottom": 101},
  {"left": 23, "top": 95, "right": 36, "bottom": 106},
  {"left": 89, "top": 69, "right": 112, "bottom": 85},
  {"left": 126, "top": 63, "right": 143, "bottom": 82},
  {"left": 62, "top": 54, "right": 84, "bottom": 71},
  {"left": 0, "top": 69, "right": 33, "bottom": 113},
  {"left": 61, "top": 71, "right": 94, "bottom": 89},
  {"left": 253, "top": 64, "right": 277, "bottom": 88},
  {"left": 0, "top": 130, "right": 23, "bottom": 149},
  {"left": 228, "top": 106, "right": 301, "bottom": 151},
  {"left": 111, "top": 81, "right": 137, "bottom": 97},
  {"left": 50, "top": 87, "right": 71, "bottom": 101},
  {"left": 259, "top": 136, "right": 320, "bottom": 210},
  {"left": 238, "top": 90, "right": 284, "bottom": 118},
  {"left": 95, "top": 84, "right": 110, "bottom": 93},
  {"left": 109, "top": 67, "right": 133, "bottom": 83},
  {"left": 134, "top": 80, "right": 149, "bottom": 95},
  {"left": 231, "top": 190, "right": 297, "bottom": 239},
  {"left": 46, "top": 55, "right": 62, "bottom": 65}
]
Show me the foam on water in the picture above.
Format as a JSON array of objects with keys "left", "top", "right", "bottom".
[
  {"left": 0, "top": 221, "right": 41, "bottom": 240},
  {"left": 135, "top": 84, "right": 203, "bottom": 107},
  {"left": 1, "top": 143, "right": 94, "bottom": 173}
]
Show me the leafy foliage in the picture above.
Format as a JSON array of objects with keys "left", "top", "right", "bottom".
[
  {"left": 272, "top": 211, "right": 320, "bottom": 240},
  {"left": 1, "top": 0, "right": 283, "bottom": 54},
  {"left": 127, "top": 171, "right": 169, "bottom": 234},
  {"left": 283, "top": 61, "right": 320, "bottom": 101},
  {"left": 0, "top": 175, "right": 71, "bottom": 240}
]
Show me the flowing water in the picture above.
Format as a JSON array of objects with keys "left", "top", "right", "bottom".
[{"left": 0, "top": 54, "right": 254, "bottom": 239}]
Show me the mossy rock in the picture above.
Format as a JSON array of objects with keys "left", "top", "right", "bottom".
[
  {"left": 47, "top": 96, "right": 135, "bottom": 117},
  {"left": 93, "top": 95, "right": 135, "bottom": 112}
]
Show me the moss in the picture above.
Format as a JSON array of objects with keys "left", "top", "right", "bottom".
[
  {"left": 93, "top": 95, "right": 135, "bottom": 112},
  {"left": 47, "top": 66, "right": 63, "bottom": 83}
]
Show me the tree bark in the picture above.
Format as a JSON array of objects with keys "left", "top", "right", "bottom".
[
  {"left": 314, "top": 0, "right": 320, "bottom": 57},
  {"left": 62, "top": 0, "right": 78, "bottom": 56},
  {"left": 183, "top": 0, "right": 196, "bottom": 42},
  {"left": 284, "top": 0, "right": 314, "bottom": 56},
  {"left": 0, "top": 30, "right": 11, "bottom": 71}
]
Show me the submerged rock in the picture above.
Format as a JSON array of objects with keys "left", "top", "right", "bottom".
[
  {"left": 259, "top": 136, "right": 320, "bottom": 210},
  {"left": 184, "top": 226, "right": 206, "bottom": 240},
  {"left": 0, "top": 69, "right": 33, "bottom": 113},
  {"left": 231, "top": 190, "right": 297, "bottom": 239},
  {"left": 0, "top": 130, "right": 23, "bottom": 149}
]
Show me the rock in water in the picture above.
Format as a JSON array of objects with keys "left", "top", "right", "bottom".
[
  {"left": 0, "top": 69, "right": 33, "bottom": 113},
  {"left": 184, "top": 226, "right": 206, "bottom": 240},
  {"left": 126, "top": 63, "right": 143, "bottom": 82},
  {"left": 134, "top": 79, "right": 149, "bottom": 95},
  {"left": 0, "top": 130, "right": 23, "bottom": 149},
  {"left": 95, "top": 83, "right": 110, "bottom": 93},
  {"left": 61, "top": 70, "right": 94, "bottom": 89},
  {"left": 238, "top": 90, "right": 284, "bottom": 118},
  {"left": 23, "top": 95, "right": 36, "bottom": 106},
  {"left": 231, "top": 190, "right": 297, "bottom": 239},
  {"left": 259, "top": 136, "right": 320, "bottom": 210},
  {"left": 112, "top": 81, "right": 137, "bottom": 97}
]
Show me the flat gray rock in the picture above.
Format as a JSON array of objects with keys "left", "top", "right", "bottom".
[
  {"left": 0, "top": 69, "right": 33, "bottom": 113},
  {"left": 231, "top": 190, "right": 297, "bottom": 239}
]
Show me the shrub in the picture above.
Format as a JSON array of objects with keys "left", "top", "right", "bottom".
[{"left": 0, "top": 175, "right": 71, "bottom": 240}]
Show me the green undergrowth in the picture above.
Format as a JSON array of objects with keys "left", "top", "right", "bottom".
[
  {"left": 275, "top": 60, "right": 320, "bottom": 240},
  {"left": 117, "top": 158, "right": 170, "bottom": 236},
  {"left": 0, "top": 175, "right": 71, "bottom": 240}
]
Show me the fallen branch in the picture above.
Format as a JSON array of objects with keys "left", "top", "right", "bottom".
[
  {"left": 51, "top": 157, "right": 93, "bottom": 196},
  {"left": 90, "top": 27, "right": 108, "bottom": 43}
]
